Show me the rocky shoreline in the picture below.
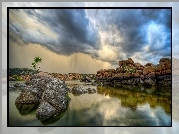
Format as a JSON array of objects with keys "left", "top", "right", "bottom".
[
  {"left": 9, "top": 68, "right": 95, "bottom": 81},
  {"left": 96, "top": 58, "right": 171, "bottom": 88}
]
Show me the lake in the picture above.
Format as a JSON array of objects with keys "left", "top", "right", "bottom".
[{"left": 8, "top": 80, "right": 171, "bottom": 126}]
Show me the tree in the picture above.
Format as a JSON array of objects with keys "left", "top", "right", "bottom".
[{"left": 31, "top": 56, "right": 42, "bottom": 71}]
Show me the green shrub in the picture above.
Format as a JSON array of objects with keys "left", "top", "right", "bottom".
[{"left": 12, "top": 74, "right": 23, "bottom": 81}]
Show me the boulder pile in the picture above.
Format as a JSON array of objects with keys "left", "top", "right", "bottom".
[
  {"left": 96, "top": 58, "right": 171, "bottom": 87},
  {"left": 15, "top": 72, "right": 71, "bottom": 121}
]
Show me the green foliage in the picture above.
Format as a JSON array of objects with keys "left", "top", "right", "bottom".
[
  {"left": 129, "top": 68, "right": 136, "bottom": 73},
  {"left": 124, "top": 65, "right": 136, "bottom": 73},
  {"left": 12, "top": 74, "right": 23, "bottom": 81},
  {"left": 31, "top": 56, "right": 42, "bottom": 71}
]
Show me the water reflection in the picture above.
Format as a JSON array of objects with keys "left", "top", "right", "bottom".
[
  {"left": 9, "top": 81, "right": 171, "bottom": 126},
  {"left": 41, "top": 110, "right": 67, "bottom": 125},
  {"left": 97, "top": 85, "right": 171, "bottom": 114}
]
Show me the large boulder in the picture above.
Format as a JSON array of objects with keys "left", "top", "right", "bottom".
[
  {"left": 15, "top": 72, "right": 71, "bottom": 122},
  {"left": 36, "top": 102, "right": 57, "bottom": 121},
  {"left": 36, "top": 77, "right": 70, "bottom": 120}
]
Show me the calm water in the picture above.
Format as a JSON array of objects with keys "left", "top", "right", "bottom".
[{"left": 8, "top": 80, "right": 171, "bottom": 126}]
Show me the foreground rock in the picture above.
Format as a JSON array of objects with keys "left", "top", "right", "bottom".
[{"left": 15, "top": 72, "right": 70, "bottom": 121}]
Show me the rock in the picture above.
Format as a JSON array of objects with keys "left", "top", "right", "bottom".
[
  {"left": 143, "top": 78, "right": 156, "bottom": 87},
  {"left": 36, "top": 101, "right": 57, "bottom": 121},
  {"left": 143, "top": 66, "right": 154, "bottom": 76},
  {"left": 42, "top": 88, "right": 69, "bottom": 111},
  {"left": 71, "top": 86, "right": 96, "bottom": 94},
  {"left": 165, "top": 69, "right": 171, "bottom": 74},
  {"left": 132, "top": 78, "right": 140, "bottom": 85},
  {"left": 30, "top": 87, "right": 43, "bottom": 99},
  {"left": 114, "top": 73, "right": 123, "bottom": 80},
  {"left": 126, "top": 79, "right": 133, "bottom": 85},
  {"left": 128, "top": 58, "right": 134, "bottom": 64},
  {"left": 97, "top": 57, "right": 171, "bottom": 89},
  {"left": 159, "top": 58, "right": 170, "bottom": 63},
  {"left": 147, "top": 72, "right": 155, "bottom": 79},
  {"left": 145, "top": 63, "right": 154, "bottom": 67},
  {"left": 123, "top": 73, "right": 132, "bottom": 80},
  {"left": 15, "top": 89, "right": 39, "bottom": 104},
  {"left": 15, "top": 103, "right": 38, "bottom": 115},
  {"left": 87, "top": 88, "right": 97, "bottom": 94},
  {"left": 155, "top": 71, "right": 161, "bottom": 76},
  {"left": 80, "top": 76, "right": 92, "bottom": 82},
  {"left": 13, "top": 83, "right": 26, "bottom": 88},
  {"left": 71, "top": 86, "right": 87, "bottom": 94},
  {"left": 133, "top": 73, "right": 140, "bottom": 78},
  {"left": 119, "top": 61, "right": 123, "bottom": 67},
  {"left": 14, "top": 72, "right": 70, "bottom": 122}
]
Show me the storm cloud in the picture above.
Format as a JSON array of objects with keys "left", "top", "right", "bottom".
[
  {"left": 9, "top": 8, "right": 171, "bottom": 66},
  {"left": 86, "top": 9, "right": 171, "bottom": 62}
]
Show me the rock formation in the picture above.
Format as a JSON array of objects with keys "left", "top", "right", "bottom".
[
  {"left": 96, "top": 58, "right": 171, "bottom": 88},
  {"left": 15, "top": 72, "right": 71, "bottom": 121}
]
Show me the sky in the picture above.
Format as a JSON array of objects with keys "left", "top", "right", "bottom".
[{"left": 3, "top": 3, "right": 175, "bottom": 73}]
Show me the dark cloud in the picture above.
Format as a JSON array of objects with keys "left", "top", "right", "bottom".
[
  {"left": 9, "top": 8, "right": 171, "bottom": 65},
  {"left": 13, "top": 9, "right": 101, "bottom": 55},
  {"left": 9, "top": 9, "right": 98, "bottom": 57},
  {"left": 86, "top": 9, "right": 171, "bottom": 64}
]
